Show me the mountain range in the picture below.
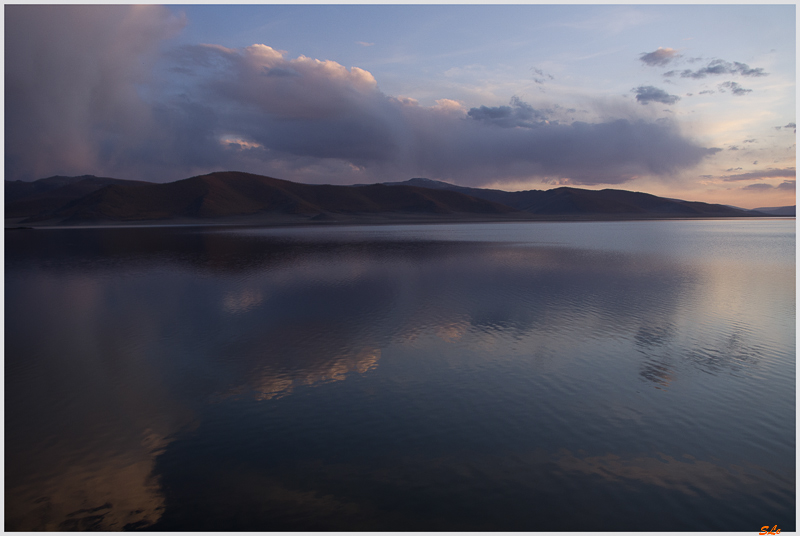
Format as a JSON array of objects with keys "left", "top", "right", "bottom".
[{"left": 4, "top": 171, "right": 792, "bottom": 225}]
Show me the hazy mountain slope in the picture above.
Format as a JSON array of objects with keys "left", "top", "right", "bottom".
[
  {"left": 752, "top": 205, "right": 796, "bottom": 216},
  {"left": 5, "top": 175, "right": 104, "bottom": 203},
  {"left": 385, "top": 178, "right": 753, "bottom": 217},
  {"left": 5, "top": 176, "right": 147, "bottom": 218}
]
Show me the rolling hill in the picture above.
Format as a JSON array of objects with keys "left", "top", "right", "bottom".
[
  {"left": 6, "top": 171, "right": 514, "bottom": 224},
  {"left": 382, "top": 178, "right": 760, "bottom": 218},
  {"left": 5, "top": 175, "right": 149, "bottom": 218},
  {"left": 751, "top": 205, "right": 796, "bottom": 216},
  {"left": 5, "top": 171, "right": 777, "bottom": 225}
]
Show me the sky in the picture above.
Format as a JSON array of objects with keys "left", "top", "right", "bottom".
[{"left": 4, "top": 4, "right": 796, "bottom": 208}]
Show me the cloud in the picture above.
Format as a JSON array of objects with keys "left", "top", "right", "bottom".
[
  {"left": 467, "top": 96, "right": 551, "bottom": 127},
  {"left": 741, "top": 180, "right": 795, "bottom": 192},
  {"left": 743, "top": 139, "right": 757, "bottom": 143},
  {"left": 698, "top": 90, "right": 715, "bottom": 95},
  {"left": 639, "top": 47, "right": 680, "bottom": 66},
  {"left": 742, "top": 183, "right": 775, "bottom": 191},
  {"left": 4, "top": 5, "right": 186, "bottom": 181},
  {"left": 785, "top": 123, "right": 796, "bottom": 128},
  {"left": 728, "top": 146, "right": 739, "bottom": 151},
  {"left": 718, "top": 81, "right": 752, "bottom": 95},
  {"left": 356, "top": 41, "right": 374, "bottom": 47},
  {"left": 721, "top": 167, "right": 796, "bottom": 182},
  {"left": 632, "top": 86, "right": 680, "bottom": 105},
  {"left": 531, "top": 67, "right": 554, "bottom": 84},
  {"left": 672, "top": 59, "right": 768, "bottom": 79},
  {"left": 4, "top": 8, "right": 721, "bottom": 187},
  {"left": 540, "top": 178, "right": 573, "bottom": 186}
]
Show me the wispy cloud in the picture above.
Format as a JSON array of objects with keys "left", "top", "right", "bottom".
[
  {"left": 722, "top": 167, "right": 796, "bottom": 181},
  {"left": 555, "top": 9, "right": 653, "bottom": 35},
  {"left": 531, "top": 67, "right": 554, "bottom": 85},
  {"left": 356, "top": 41, "right": 374, "bottom": 47},
  {"left": 664, "top": 59, "right": 768, "bottom": 79}
]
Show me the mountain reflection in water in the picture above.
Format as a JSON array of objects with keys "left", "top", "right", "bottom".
[{"left": 5, "top": 221, "right": 795, "bottom": 531}]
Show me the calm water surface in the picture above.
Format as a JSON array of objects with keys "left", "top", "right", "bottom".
[{"left": 5, "top": 220, "right": 795, "bottom": 531}]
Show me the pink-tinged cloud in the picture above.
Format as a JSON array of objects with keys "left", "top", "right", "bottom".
[{"left": 639, "top": 47, "right": 680, "bottom": 66}]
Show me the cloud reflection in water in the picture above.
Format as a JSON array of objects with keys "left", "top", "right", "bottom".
[{"left": 4, "top": 222, "right": 795, "bottom": 531}]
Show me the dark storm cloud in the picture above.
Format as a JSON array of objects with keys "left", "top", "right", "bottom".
[
  {"left": 639, "top": 48, "right": 680, "bottom": 66},
  {"left": 632, "top": 86, "right": 681, "bottom": 105},
  {"left": 673, "top": 59, "right": 768, "bottom": 79},
  {"left": 721, "top": 168, "right": 796, "bottom": 182},
  {"left": 4, "top": 7, "right": 720, "bottom": 187},
  {"left": 161, "top": 43, "right": 719, "bottom": 185},
  {"left": 4, "top": 5, "right": 186, "bottom": 181},
  {"left": 718, "top": 81, "right": 752, "bottom": 95},
  {"left": 405, "top": 108, "right": 719, "bottom": 185}
]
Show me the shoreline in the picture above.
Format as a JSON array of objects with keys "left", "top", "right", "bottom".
[{"left": 5, "top": 211, "right": 793, "bottom": 231}]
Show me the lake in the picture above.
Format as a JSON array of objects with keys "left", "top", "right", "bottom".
[{"left": 5, "top": 219, "right": 795, "bottom": 531}]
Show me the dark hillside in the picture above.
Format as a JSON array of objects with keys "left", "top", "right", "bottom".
[
  {"left": 5, "top": 175, "right": 107, "bottom": 203},
  {"left": 5, "top": 176, "right": 147, "bottom": 218},
  {"left": 7, "top": 171, "right": 764, "bottom": 225},
  {"left": 16, "top": 171, "right": 514, "bottom": 223}
]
